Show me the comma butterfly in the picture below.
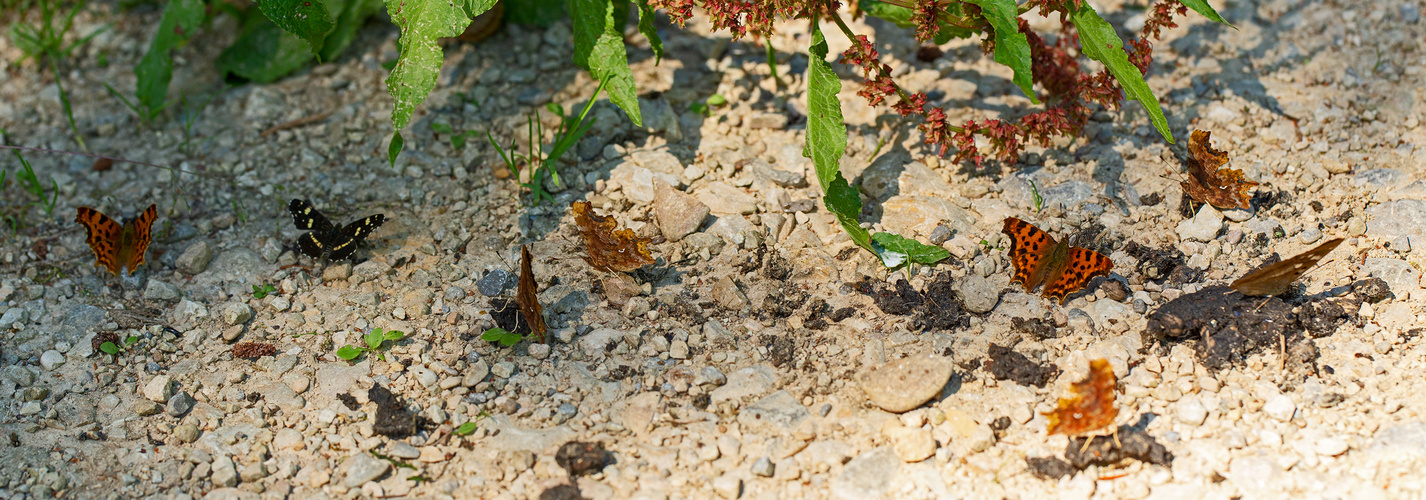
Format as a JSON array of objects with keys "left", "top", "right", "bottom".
[
  {"left": 76, "top": 204, "right": 157, "bottom": 277},
  {"left": 1229, "top": 238, "right": 1344, "bottom": 297},
  {"left": 572, "top": 201, "right": 654, "bottom": 273},
  {"left": 1002, "top": 217, "right": 1114, "bottom": 304},
  {"left": 516, "top": 245, "right": 547, "bottom": 342},
  {"left": 288, "top": 199, "right": 386, "bottom": 260},
  {"left": 1044, "top": 358, "right": 1118, "bottom": 436},
  {"left": 1181, "top": 129, "right": 1258, "bottom": 210}
]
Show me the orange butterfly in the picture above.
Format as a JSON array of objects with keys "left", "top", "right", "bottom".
[
  {"left": 76, "top": 204, "right": 157, "bottom": 276},
  {"left": 1002, "top": 217, "right": 1114, "bottom": 304}
]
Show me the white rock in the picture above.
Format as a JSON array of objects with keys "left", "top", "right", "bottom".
[
  {"left": 219, "top": 302, "right": 252, "bottom": 326},
  {"left": 1263, "top": 394, "right": 1296, "bottom": 422},
  {"left": 711, "top": 475, "right": 742, "bottom": 499},
  {"left": 1175, "top": 395, "right": 1209, "bottom": 426},
  {"left": 1314, "top": 437, "right": 1349, "bottom": 457},
  {"left": 884, "top": 424, "right": 936, "bottom": 462},
  {"left": 143, "top": 375, "right": 175, "bottom": 402},
  {"left": 1176, "top": 204, "right": 1224, "bottom": 242},
  {"left": 39, "top": 350, "right": 66, "bottom": 371}
]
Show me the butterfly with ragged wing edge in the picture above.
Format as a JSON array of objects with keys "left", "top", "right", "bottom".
[
  {"left": 1002, "top": 217, "right": 1115, "bottom": 304},
  {"left": 1180, "top": 130, "right": 1259, "bottom": 210},
  {"left": 288, "top": 199, "right": 386, "bottom": 260},
  {"left": 76, "top": 204, "right": 157, "bottom": 277},
  {"left": 1230, "top": 238, "right": 1344, "bottom": 297}
]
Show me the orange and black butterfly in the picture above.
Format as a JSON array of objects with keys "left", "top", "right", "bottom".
[{"left": 76, "top": 204, "right": 157, "bottom": 276}]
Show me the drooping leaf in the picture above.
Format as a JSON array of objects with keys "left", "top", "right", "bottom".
[
  {"left": 135, "top": 0, "right": 204, "bottom": 114},
  {"left": 388, "top": 131, "right": 404, "bottom": 167},
  {"left": 570, "top": 0, "right": 642, "bottom": 126},
  {"left": 964, "top": 0, "right": 1038, "bottom": 104},
  {"left": 871, "top": 232, "right": 951, "bottom": 265},
  {"left": 1179, "top": 0, "right": 1233, "bottom": 28},
  {"left": 385, "top": 0, "right": 497, "bottom": 131},
  {"left": 216, "top": 16, "right": 315, "bottom": 83},
  {"left": 635, "top": 0, "right": 663, "bottom": 64},
  {"left": 858, "top": 0, "right": 975, "bottom": 44},
  {"left": 1069, "top": 3, "right": 1172, "bottom": 143},
  {"left": 805, "top": 23, "right": 846, "bottom": 193},
  {"left": 257, "top": 0, "right": 336, "bottom": 55},
  {"left": 322, "top": 0, "right": 386, "bottom": 61}
]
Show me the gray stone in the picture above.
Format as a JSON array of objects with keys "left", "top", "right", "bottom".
[
  {"left": 463, "top": 359, "right": 490, "bottom": 386},
  {"left": 737, "top": 390, "right": 811, "bottom": 434},
  {"left": 706, "top": 216, "right": 760, "bottom": 249},
  {"left": 830, "top": 448, "right": 900, "bottom": 500},
  {"left": 1367, "top": 200, "right": 1426, "bottom": 244},
  {"left": 477, "top": 269, "right": 513, "bottom": 297},
  {"left": 953, "top": 273, "right": 999, "bottom": 314},
  {"left": 176, "top": 241, "right": 214, "bottom": 275},
  {"left": 386, "top": 441, "right": 420, "bottom": 459},
  {"left": 880, "top": 195, "right": 979, "bottom": 241},
  {"left": 316, "top": 361, "right": 371, "bottom": 400},
  {"left": 1176, "top": 395, "right": 1208, "bottom": 426},
  {"left": 1369, "top": 421, "right": 1426, "bottom": 460},
  {"left": 175, "top": 300, "right": 209, "bottom": 325},
  {"left": 712, "top": 276, "right": 749, "bottom": 310},
  {"left": 654, "top": 180, "right": 710, "bottom": 242},
  {"left": 323, "top": 263, "right": 352, "bottom": 281},
  {"left": 210, "top": 467, "right": 238, "bottom": 488},
  {"left": 173, "top": 424, "right": 201, "bottom": 443},
  {"left": 669, "top": 340, "right": 689, "bottom": 359},
  {"left": 39, "top": 350, "right": 65, "bottom": 370},
  {"left": 528, "top": 343, "right": 550, "bottom": 360},
  {"left": 1355, "top": 168, "right": 1407, "bottom": 188},
  {"left": 696, "top": 182, "right": 758, "bottom": 216},
  {"left": 579, "top": 328, "right": 623, "bottom": 357},
  {"left": 696, "top": 367, "right": 727, "bottom": 386},
  {"left": 144, "top": 375, "right": 176, "bottom": 402},
  {"left": 751, "top": 456, "right": 775, "bottom": 477},
  {"left": 710, "top": 365, "right": 778, "bottom": 405},
  {"left": 353, "top": 260, "right": 391, "bottom": 280},
  {"left": 133, "top": 400, "right": 163, "bottom": 416},
  {"left": 168, "top": 391, "right": 197, "bottom": 417},
  {"left": 629, "top": 149, "right": 685, "bottom": 176},
  {"left": 1040, "top": 181, "right": 1095, "bottom": 210},
  {"left": 239, "top": 462, "right": 268, "bottom": 482},
  {"left": 685, "top": 232, "right": 727, "bottom": 255},
  {"left": 1389, "top": 235, "right": 1413, "bottom": 253},
  {"left": 491, "top": 362, "right": 516, "bottom": 379},
  {"left": 1176, "top": 204, "right": 1224, "bottom": 242},
  {"left": 220, "top": 302, "right": 253, "bottom": 326},
  {"left": 1244, "top": 218, "right": 1283, "bottom": 236},
  {"left": 143, "top": 280, "right": 181, "bottom": 302},
  {"left": 610, "top": 162, "right": 679, "bottom": 205},
  {"left": 0, "top": 307, "right": 29, "bottom": 328},
  {"left": 747, "top": 112, "right": 788, "bottom": 129},
  {"left": 342, "top": 453, "right": 391, "bottom": 487},
  {"left": 484, "top": 415, "right": 576, "bottom": 453},
  {"left": 203, "top": 488, "right": 257, "bottom": 500},
  {"left": 1404, "top": 3, "right": 1421, "bottom": 23},
  {"left": 1363, "top": 258, "right": 1421, "bottom": 295},
  {"left": 857, "top": 354, "right": 953, "bottom": 413}
]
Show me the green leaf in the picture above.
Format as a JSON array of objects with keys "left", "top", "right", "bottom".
[
  {"left": 257, "top": 0, "right": 336, "bottom": 55},
  {"left": 454, "top": 422, "right": 479, "bottom": 435},
  {"left": 858, "top": 0, "right": 975, "bottom": 44},
  {"left": 365, "top": 330, "right": 384, "bottom": 349},
  {"left": 135, "top": 0, "right": 204, "bottom": 114},
  {"left": 431, "top": 122, "right": 453, "bottom": 134},
  {"left": 337, "top": 345, "right": 363, "bottom": 360},
  {"left": 100, "top": 342, "right": 120, "bottom": 355},
  {"left": 634, "top": 0, "right": 663, "bottom": 64},
  {"left": 822, "top": 173, "right": 874, "bottom": 254},
  {"left": 805, "top": 23, "right": 846, "bottom": 193},
  {"left": 1070, "top": 3, "right": 1172, "bottom": 143},
  {"left": 706, "top": 94, "right": 726, "bottom": 107},
  {"left": 964, "top": 0, "right": 1038, "bottom": 104},
  {"left": 125, "top": 336, "right": 140, "bottom": 346},
  {"left": 505, "top": 0, "right": 565, "bottom": 26},
  {"left": 216, "top": 17, "right": 316, "bottom": 83},
  {"left": 1179, "top": 0, "right": 1233, "bottom": 28},
  {"left": 571, "top": 0, "right": 642, "bottom": 127},
  {"left": 384, "top": 329, "right": 405, "bottom": 340},
  {"left": 385, "top": 0, "right": 498, "bottom": 132},
  {"left": 388, "top": 132, "right": 404, "bottom": 166},
  {"left": 871, "top": 232, "right": 950, "bottom": 265},
  {"left": 322, "top": 0, "right": 385, "bottom": 61},
  {"left": 481, "top": 327, "right": 509, "bottom": 342}
]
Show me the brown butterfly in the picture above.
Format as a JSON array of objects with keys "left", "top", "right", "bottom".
[
  {"left": 1002, "top": 217, "right": 1114, "bottom": 304},
  {"left": 1044, "top": 359, "right": 1118, "bottom": 436},
  {"left": 517, "top": 245, "right": 547, "bottom": 343},
  {"left": 1181, "top": 130, "right": 1258, "bottom": 210},
  {"left": 572, "top": 201, "right": 654, "bottom": 273},
  {"left": 1229, "top": 238, "right": 1344, "bottom": 297},
  {"left": 76, "top": 204, "right": 157, "bottom": 277}
]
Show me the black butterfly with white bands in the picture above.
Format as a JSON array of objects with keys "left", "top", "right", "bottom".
[{"left": 288, "top": 199, "right": 386, "bottom": 260}]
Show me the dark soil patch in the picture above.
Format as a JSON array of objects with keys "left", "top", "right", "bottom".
[
  {"left": 763, "top": 335, "right": 795, "bottom": 367},
  {"left": 555, "top": 441, "right": 609, "bottom": 476},
  {"left": 985, "top": 344, "right": 1058, "bottom": 388},
  {"left": 337, "top": 393, "right": 360, "bottom": 411},
  {"left": 1027, "top": 425, "right": 1173, "bottom": 479},
  {"left": 489, "top": 297, "right": 535, "bottom": 336},
  {"left": 369, "top": 383, "right": 432, "bottom": 438},
  {"left": 1144, "top": 286, "right": 1338, "bottom": 382},
  {"left": 1011, "top": 317, "right": 1058, "bottom": 341},
  {"left": 539, "top": 484, "right": 586, "bottom": 500},
  {"left": 1122, "top": 241, "right": 1186, "bottom": 283},
  {"left": 855, "top": 272, "right": 970, "bottom": 332}
]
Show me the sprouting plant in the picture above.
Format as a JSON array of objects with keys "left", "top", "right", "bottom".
[
  {"left": 251, "top": 283, "right": 277, "bottom": 299},
  {"left": 689, "top": 94, "right": 727, "bottom": 116},
  {"left": 430, "top": 122, "right": 482, "bottom": 150},
  {"left": 487, "top": 79, "right": 605, "bottom": 205},
  {"left": 9, "top": 0, "right": 107, "bottom": 151},
  {"left": 480, "top": 327, "right": 523, "bottom": 347},
  {"left": 336, "top": 327, "right": 406, "bottom": 361},
  {"left": 3, "top": 147, "right": 60, "bottom": 235},
  {"left": 1029, "top": 179, "right": 1044, "bottom": 214},
  {"left": 100, "top": 335, "right": 140, "bottom": 355},
  {"left": 453, "top": 410, "right": 492, "bottom": 436}
]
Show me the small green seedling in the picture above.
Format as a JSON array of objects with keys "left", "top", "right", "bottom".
[
  {"left": 453, "top": 410, "right": 491, "bottom": 436},
  {"left": 430, "top": 122, "right": 482, "bottom": 150},
  {"left": 1029, "top": 179, "right": 1044, "bottom": 214},
  {"left": 251, "top": 283, "right": 276, "bottom": 299},
  {"left": 336, "top": 327, "right": 405, "bottom": 361},
  {"left": 689, "top": 93, "right": 727, "bottom": 116},
  {"left": 100, "top": 335, "right": 140, "bottom": 355},
  {"left": 481, "top": 327, "right": 523, "bottom": 347},
  {"left": 487, "top": 79, "right": 605, "bottom": 205}
]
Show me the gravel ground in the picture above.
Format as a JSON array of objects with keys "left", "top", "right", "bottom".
[{"left": 2, "top": 1, "right": 1426, "bottom": 499}]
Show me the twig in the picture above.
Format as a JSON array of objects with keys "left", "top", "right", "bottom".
[{"left": 260, "top": 110, "right": 336, "bottom": 138}]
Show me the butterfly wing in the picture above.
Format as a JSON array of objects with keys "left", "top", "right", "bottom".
[
  {"left": 325, "top": 214, "right": 386, "bottom": 260},
  {"left": 1041, "top": 247, "right": 1115, "bottom": 304},
  {"left": 1230, "top": 238, "right": 1344, "bottom": 297},
  {"left": 1002, "top": 217, "right": 1059, "bottom": 292},
  {"left": 517, "top": 245, "right": 547, "bottom": 342},
  {"left": 1182, "top": 130, "right": 1257, "bottom": 210},
  {"left": 1045, "top": 359, "right": 1118, "bottom": 435},
  {"left": 297, "top": 232, "right": 326, "bottom": 259},
  {"left": 76, "top": 207, "right": 123, "bottom": 275},
  {"left": 289, "top": 199, "right": 334, "bottom": 234},
  {"left": 117, "top": 204, "right": 158, "bottom": 275}
]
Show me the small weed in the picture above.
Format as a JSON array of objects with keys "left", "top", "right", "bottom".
[
  {"left": 251, "top": 283, "right": 276, "bottom": 299},
  {"left": 1029, "top": 179, "right": 1044, "bottom": 214},
  {"left": 336, "top": 327, "right": 405, "bottom": 361},
  {"left": 454, "top": 410, "right": 492, "bottom": 436},
  {"left": 430, "top": 122, "right": 481, "bottom": 150},
  {"left": 100, "top": 335, "right": 140, "bottom": 355},
  {"left": 10, "top": 0, "right": 107, "bottom": 151},
  {"left": 481, "top": 327, "right": 523, "bottom": 347},
  {"left": 488, "top": 79, "right": 606, "bottom": 206},
  {"left": 689, "top": 94, "right": 727, "bottom": 116}
]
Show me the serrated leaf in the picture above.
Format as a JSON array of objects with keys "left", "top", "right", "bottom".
[
  {"left": 258, "top": 0, "right": 336, "bottom": 55},
  {"left": 385, "top": 0, "right": 499, "bottom": 132},
  {"left": 635, "top": 0, "right": 663, "bottom": 64},
  {"left": 135, "top": 0, "right": 204, "bottom": 114},
  {"left": 216, "top": 17, "right": 316, "bottom": 83},
  {"left": 964, "top": 0, "right": 1038, "bottom": 104},
  {"left": 1070, "top": 3, "right": 1172, "bottom": 143},
  {"left": 1180, "top": 0, "right": 1233, "bottom": 28},
  {"left": 571, "top": 0, "right": 642, "bottom": 126},
  {"left": 858, "top": 0, "right": 975, "bottom": 44},
  {"left": 871, "top": 232, "right": 950, "bottom": 265},
  {"left": 323, "top": 0, "right": 386, "bottom": 61},
  {"left": 388, "top": 131, "right": 404, "bottom": 166},
  {"left": 805, "top": 23, "right": 846, "bottom": 193},
  {"left": 336, "top": 345, "right": 362, "bottom": 360}
]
